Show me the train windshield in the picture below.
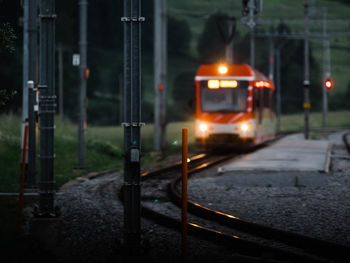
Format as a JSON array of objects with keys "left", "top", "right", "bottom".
[{"left": 200, "top": 80, "right": 248, "bottom": 112}]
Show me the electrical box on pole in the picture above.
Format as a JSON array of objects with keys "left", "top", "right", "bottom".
[{"left": 242, "top": 0, "right": 263, "bottom": 16}]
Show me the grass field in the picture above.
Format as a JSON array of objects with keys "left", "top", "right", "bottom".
[
  {"left": 1, "top": 111, "right": 349, "bottom": 193},
  {"left": 0, "top": 115, "right": 196, "bottom": 192},
  {"left": 0, "top": 111, "right": 349, "bottom": 244}
]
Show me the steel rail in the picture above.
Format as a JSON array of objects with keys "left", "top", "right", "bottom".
[
  {"left": 167, "top": 156, "right": 350, "bottom": 262},
  {"left": 342, "top": 131, "right": 350, "bottom": 155},
  {"left": 141, "top": 153, "right": 208, "bottom": 180},
  {"left": 140, "top": 204, "right": 327, "bottom": 263},
  {"left": 135, "top": 152, "right": 328, "bottom": 262}
]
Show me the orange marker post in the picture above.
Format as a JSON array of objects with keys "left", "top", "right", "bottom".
[
  {"left": 18, "top": 119, "right": 29, "bottom": 233},
  {"left": 182, "top": 128, "right": 188, "bottom": 263}
]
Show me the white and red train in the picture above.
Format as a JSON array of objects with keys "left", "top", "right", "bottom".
[{"left": 194, "top": 64, "right": 276, "bottom": 149}]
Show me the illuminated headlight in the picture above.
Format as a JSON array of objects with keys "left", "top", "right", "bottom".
[
  {"left": 240, "top": 123, "right": 249, "bottom": 132},
  {"left": 218, "top": 65, "right": 228, "bottom": 74},
  {"left": 199, "top": 123, "right": 208, "bottom": 132}
]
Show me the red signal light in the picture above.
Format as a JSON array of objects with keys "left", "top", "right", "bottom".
[{"left": 325, "top": 79, "right": 333, "bottom": 90}]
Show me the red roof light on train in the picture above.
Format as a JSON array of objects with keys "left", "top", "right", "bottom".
[{"left": 254, "top": 81, "right": 271, "bottom": 88}]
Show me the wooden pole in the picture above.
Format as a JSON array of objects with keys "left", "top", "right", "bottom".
[{"left": 181, "top": 128, "right": 188, "bottom": 263}]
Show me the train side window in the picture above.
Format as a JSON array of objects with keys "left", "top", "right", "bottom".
[
  {"left": 253, "top": 88, "right": 260, "bottom": 110},
  {"left": 264, "top": 87, "right": 270, "bottom": 108}
]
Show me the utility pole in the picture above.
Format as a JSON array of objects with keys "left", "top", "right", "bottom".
[
  {"left": 27, "top": 0, "right": 38, "bottom": 188},
  {"left": 154, "top": 0, "right": 167, "bottom": 152},
  {"left": 248, "top": 0, "right": 255, "bottom": 68},
  {"left": 322, "top": 8, "right": 330, "bottom": 128},
  {"left": 21, "top": 0, "right": 29, "bottom": 184},
  {"left": 57, "top": 43, "right": 64, "bottom": 121},
  {"left": 242, "top": 0, "right": 261, "bottom": 68},
  {"left": 122, "top": 0, "right": 144, "bottom": 256},
  {"left": 226, "top": 17, "right": 236, "bottom": 64},
  {"left": 37, "top": 0, "right": 56, "bottom": 216},
  {"left": 268, "top": 37, "right": 274, "bottom": 81},
  {"left": 303, "top": 0, "right": 310, "bottom": 140},
  {"left": 77, "top": 0, "right": 88, "bottom": 169},
  {"left": 275, "top": 38, "right": 288, "bottom": 133},
  {"left": 275, "top": 48, "right": 281, "bottom": 132}
]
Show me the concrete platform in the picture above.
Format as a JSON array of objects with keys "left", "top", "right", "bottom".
[
  {"left": 218, "top": 134, "right": 332, "bottom": 174},
  {"left": 215, "top": 134, "right": 333, "bottom": 187}
]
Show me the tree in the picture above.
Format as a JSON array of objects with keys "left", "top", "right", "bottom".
[
  {"left": 197, "top": 13, "right": 227, "bottom": 63},
  {"left": 168, "top": 16, "right": 191, "bottom": 56},
  {"left": 0, "top": 22, "right": 16, "bottom": 53},
  {"left": 0, "top": 21, "right": 19, "bottom": 108}
]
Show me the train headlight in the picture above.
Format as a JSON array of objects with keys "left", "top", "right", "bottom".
[
  {"left": 199, "top": 123, "right": 208, "bottom": 132},
  {"left": 240, "top": 123, "right": 249, "bottom": 132},
  {"left": 218, "top": 65, "right": 228, "bottom": 74}
]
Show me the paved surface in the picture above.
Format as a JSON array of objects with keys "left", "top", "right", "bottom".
[
  {"left": 216, "top": 134, "right": 332, "bottom": 187},
  {"left": 218, "top": 134, "right": 332, "bottom": 173}
]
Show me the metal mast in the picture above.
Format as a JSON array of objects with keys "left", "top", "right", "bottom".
[
  {"left": 21, "top": 0, "right": 29, "bottom": 185},
  {"left": 38, "top": 0, "right": 56, "bottom": 215},
  {"left": 248, "top": 0, "right": 255, "bottom": 68},
  {"left": 322, "top": 8, "right": 330, "bottom": 128},
  {"left": 226, "top": 17, "right": 235, "bottom": 64},
  {"left": 303, "top": 0, "right": 310, "bottom": 139},
  {"left": 122, "top": 0, "right": 144, "bottom": 255},
  {"left": 77, "top": 0, "right": 88, "bottom": 169},
  {"left": 57, "top": 43, "right": 64, "bottom": 121},
  {"left": 275, "top": 48, "right": 281, "bottom": 133},
  {"left": 154, "top": 0, "right": 167, "bottom": 152},
  {"left": 27, "top": 0, "right": 38, "bottom": 187},
  {"left": 268, "top": 37, "right": 274, "bottom": 81}
]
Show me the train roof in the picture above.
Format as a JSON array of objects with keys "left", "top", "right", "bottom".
[{"left": 195, "top": 64, "right": 268, "bottom": 81}]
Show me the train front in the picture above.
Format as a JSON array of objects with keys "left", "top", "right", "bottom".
[{"left": 194, "top": 64, "right": 255, "bottom": 150}]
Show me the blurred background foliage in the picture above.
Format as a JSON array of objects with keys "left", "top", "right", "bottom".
[{"left": 0, "top": 0, "right": 349, "bottom": 125}]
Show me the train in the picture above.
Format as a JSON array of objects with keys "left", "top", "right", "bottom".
[{"left": 194, "top": 64, "right": 276, "bottom": 150}]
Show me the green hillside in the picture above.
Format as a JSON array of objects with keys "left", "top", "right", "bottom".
[{"left": 167, "top": 0, "right": 350, "bottom": 95}]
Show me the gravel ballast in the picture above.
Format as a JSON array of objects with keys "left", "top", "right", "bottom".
[{"left": 19, "top": 130, "right": 350, "bottom": 263}]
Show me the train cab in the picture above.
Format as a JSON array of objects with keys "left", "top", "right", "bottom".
[{"left": 194, "top": 64, "right": 276, "bottom": 150}]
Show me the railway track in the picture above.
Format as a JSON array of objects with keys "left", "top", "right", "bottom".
[
  {"left": 167, "top": 157, "right": 349, "bottom": 262},
  {"left": 121, "top": 152, "right": 341, "bottom": 262},
  {"left": 115, "top": 131, "right": 350, "bottom": 262},
  {"left": 342, "top": 131, "right": 350, "bottom": 154}
]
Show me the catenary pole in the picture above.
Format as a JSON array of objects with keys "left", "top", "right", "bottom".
[
  {"left": 38, "top": 0, "right": 56, "bottom": 215},
  {"left": 27, "top": 0, "right": 38, "bottom": 187},
  {"left": 322, "top": 8, "right": 329, "bottom": 128},
  {"left": 58, "top": 43, "right": 64, "bottom": 121},
  {"left": 275, "top": 48, "right": 281, "bottom": 133},
  {"left": 77, "top": 0, "right": 88, "bottom": 169},
  {"left": 21, "top": 0, "right": 29, "bottom": 184},
  {"left": 154, "top": 0, "right": 167, "bottom": 152},
  {"left": 275, "top": 39, "right": 288, "bottom": 133},
  {"left": 122, "top": 0, "right": 144, "bottom": 256},
  {"left": 248, "top": 0, "right": 255, "bottom": 68},
  {"left": 226, "top": 17, "right": 235, "bottom": 64},
  {"left": 303, "top": 0, "right": 310, "bottom": 140},
  {"left": 268, "top": 37, "right": 274, "bottom": 81}
]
